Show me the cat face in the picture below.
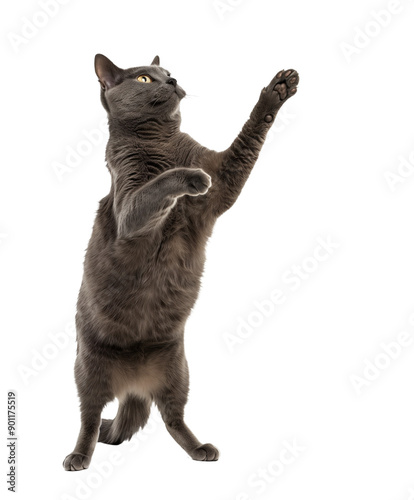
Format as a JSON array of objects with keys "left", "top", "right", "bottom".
[{"left": 95, "top": 54, "right": 186, "bottom": 122}]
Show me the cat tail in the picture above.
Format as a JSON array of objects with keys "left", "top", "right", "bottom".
[{"left": 98, "top": 394, "right": 151, "bottom": 445}]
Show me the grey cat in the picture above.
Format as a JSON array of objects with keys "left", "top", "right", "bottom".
[{"left": 63, "top": 54, "right": 299, "bottom": 471}]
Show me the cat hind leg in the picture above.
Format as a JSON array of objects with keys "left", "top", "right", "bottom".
[{"left": 154, "top": 370, "right": 219, "bottom": 461}]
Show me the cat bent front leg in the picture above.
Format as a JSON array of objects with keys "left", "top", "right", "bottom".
[{"left": 117, "top": 167, "right": 212, "bottom": 238}]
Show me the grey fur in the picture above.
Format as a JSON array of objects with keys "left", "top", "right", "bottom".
[{"left": 63, "top": 55, "right": 299, "bottom": 471}]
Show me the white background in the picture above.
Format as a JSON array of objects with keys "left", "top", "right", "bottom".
[{"left": 2, "top": 0, "right": 414, "bottom": 499}]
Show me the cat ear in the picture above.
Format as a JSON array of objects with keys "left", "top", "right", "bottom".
[
  {"left": 94, "top": 54, "right": 124, "bottom": 90},
  {"left": 151, "top": 55, "right": 160, "bottom": 66}
]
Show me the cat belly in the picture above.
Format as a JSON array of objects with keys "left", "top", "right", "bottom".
[
  {"left": 110, "top": 357, "right": 166, "bottom": 401},
  {"left": 119, "top": 274, "right": 201, "bottom": 338}
]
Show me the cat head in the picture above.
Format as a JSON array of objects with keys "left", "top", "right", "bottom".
[{"left": 94, "top": 54, "right": 186, "bottom": 122}]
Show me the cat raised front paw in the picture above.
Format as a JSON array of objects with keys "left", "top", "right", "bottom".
[{"left": 256, "top": 69, "right": 299, "bottom": 124}]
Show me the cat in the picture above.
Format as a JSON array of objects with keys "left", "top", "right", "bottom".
[{"left": 63, "top": 53, "right": 299, "bottom": 471}]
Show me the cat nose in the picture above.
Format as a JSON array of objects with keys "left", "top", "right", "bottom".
[{"left": 166, "top": 77, "right": 177, "bottom": 87}]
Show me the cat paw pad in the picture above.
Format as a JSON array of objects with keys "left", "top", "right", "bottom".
[
  {"left": 258, "top": 69, "right": 299, "bottom": 123},
  {"left": 270, "top": 69, "right": 299, "bottom": 104}
]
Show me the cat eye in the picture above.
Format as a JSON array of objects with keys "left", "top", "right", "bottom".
[{"left": 136, "top": 75, "right": 153, "bottom": 83}]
